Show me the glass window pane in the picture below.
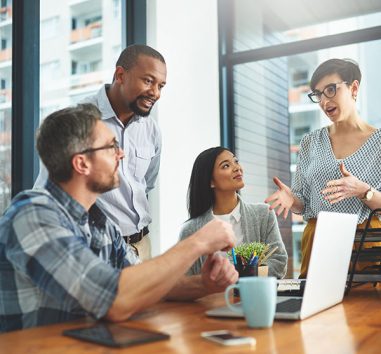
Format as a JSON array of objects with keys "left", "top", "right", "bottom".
[
  {"left": 233, "top": 0, "right": 381, "bottom": 52},
  {"left": 0, "top": 0, "right": 12, "bottom": 214},
  {"left": 40, "top": 0, "right": 122, "bottom": 119}
]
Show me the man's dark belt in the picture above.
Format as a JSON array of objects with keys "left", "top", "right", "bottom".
[{"left": 123, "top": 226, "right": 149, "bottom": 244}]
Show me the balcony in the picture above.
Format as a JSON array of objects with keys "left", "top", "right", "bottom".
[
  {"left": 0, "top": 6, "right": 12, "bottom": 23},
  {"left": 0, "top": 88, "right": 11, "bottom": 103},
  {"left": 0, "top": 130, "right": 10, "bottom": 146},
  {"left": 70, "top": 71, "right": 103, "bottom": 90},
  {"left": 0, "top": 48, "right": 11, "bottom": 62},
  {"left": 288, "top": 85, "right": 310, "bottom": 104},
  {"left": 70, "top": 21, "right": 102, "bottom": 44}
]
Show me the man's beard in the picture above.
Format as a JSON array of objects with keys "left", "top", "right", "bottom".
[
  {"left": 87, "top": 173, "right": 119, "bottom": 194},
  {"left": 129, "top": 96, "right": 155, "bottom": 117}
]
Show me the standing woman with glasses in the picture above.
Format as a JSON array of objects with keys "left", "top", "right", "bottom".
[{"left": 265, "top": 58, "right": 381, "bottom": 278}]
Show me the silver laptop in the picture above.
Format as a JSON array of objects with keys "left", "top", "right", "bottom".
[{"left": 206, "top": 211, "right": 358, "bottom": 321}]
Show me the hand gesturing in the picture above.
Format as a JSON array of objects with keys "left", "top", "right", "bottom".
[
  {"left": 322, "top": 163, "right": 368, "bottom": 204},
  {"left": 264, "top": 177, "right": 294, "bottom": 219}
]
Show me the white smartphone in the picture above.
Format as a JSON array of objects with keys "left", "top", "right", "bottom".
[{"left": 201, "top": 330, "right": 256, "bottom": 346}]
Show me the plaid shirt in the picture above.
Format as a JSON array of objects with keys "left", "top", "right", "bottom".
[{"left": 0, "top": 180, "right": 140, "bottom": 332}]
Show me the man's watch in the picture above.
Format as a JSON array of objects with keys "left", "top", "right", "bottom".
[{"left": 361, "top": 186, "right": 376, "bottom": 201}]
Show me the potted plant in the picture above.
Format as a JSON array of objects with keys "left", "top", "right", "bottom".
[{"left": 228, "top": 242, "right": 278, "bottom": 277}]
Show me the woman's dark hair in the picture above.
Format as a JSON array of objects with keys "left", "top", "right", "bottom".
[
  {"left": 310, "top": 58, "right": 362, "bottom": 90},
  {"left": 187, "top": 146, "right": 229, "bottom": 219}
]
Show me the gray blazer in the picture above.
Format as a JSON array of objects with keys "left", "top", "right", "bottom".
[{"left": 179, "top": 199, "right": 288, "bottom": 278}]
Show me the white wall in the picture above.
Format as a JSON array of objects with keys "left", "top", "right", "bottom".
[{"left": 147, "top": 0, "right": 220, "bottom": 255}]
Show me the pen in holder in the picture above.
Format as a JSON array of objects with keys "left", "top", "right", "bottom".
[{"left": 234, "top": 259, "right": 258, "bottom": 297}]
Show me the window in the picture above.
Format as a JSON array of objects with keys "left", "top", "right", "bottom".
[
  {"left": 0, "top": 0, "right": 11, "bottom": 23},
  {"left": 232, "top": 1, "right": 381, "bottom": 52},
  {"left": 0, "top": 0, "right": 11, "bottom": 214},
  {"left": 8, "top": 0, "right": 146, "bottom": 207},
  {"left": 219, "top": 0, "right": 381, "bottom": 277},
  {"left": 84, "top": 15, "right": 101, "bottom": 27},
  {"left": 291, "top": 70, "right": 309, "bottom": 87},
  {"left": 71, "top": 60, "right": 101, "bottom": 75},
  {"left": 40, "top": 0, "right": 121, "bottom": 121}
]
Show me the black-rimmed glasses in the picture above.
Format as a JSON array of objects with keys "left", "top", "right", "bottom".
[
  {"left": 308, "top": 81, "right": 348, "bottom": 103},
  {"left": 77, "top": 140, "right": 120, "bottom": 155}
]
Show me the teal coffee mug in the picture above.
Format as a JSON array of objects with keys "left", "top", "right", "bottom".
[{"left": 225, "top": 277, "right": 277, "bottom": 328}]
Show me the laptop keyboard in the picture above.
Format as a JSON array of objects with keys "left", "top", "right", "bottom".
[
  {"left": 276, "top": 298, "right": 303, "bottom": 313},
  {"left": 277, "top": 279, "right": 306, "bottom": 297}
]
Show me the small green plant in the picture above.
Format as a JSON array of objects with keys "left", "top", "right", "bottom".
[{"left": 228, "top": 242, "right": 278, "bottom": 266}]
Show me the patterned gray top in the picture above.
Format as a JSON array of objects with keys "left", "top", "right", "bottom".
[{"left": 292, "top": 127, "right": 381, "bottom": 223}]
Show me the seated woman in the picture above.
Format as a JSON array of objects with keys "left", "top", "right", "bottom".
[{"left": 179, "top": 147, "right": 288, "bottom": 278}]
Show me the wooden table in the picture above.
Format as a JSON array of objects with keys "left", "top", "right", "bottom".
[{"left": 1, "top": 286, "right": 381, "bottom": 354}]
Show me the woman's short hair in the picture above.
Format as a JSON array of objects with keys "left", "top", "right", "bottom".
[
  {"left": 310, "top": 58, "right": 362, "bottom": 90},
  {"left": 187, "top": 146, "right": 229, "bottom": 219},
  {"left": 36, "top": 103, "right": 101, "bottom": 183}
]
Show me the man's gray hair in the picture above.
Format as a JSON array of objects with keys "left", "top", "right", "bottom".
[{"left": 36, "top": 103, "right": 101, "bottom": 183}]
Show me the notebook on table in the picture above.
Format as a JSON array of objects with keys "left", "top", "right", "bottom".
[{"left": 206, "top": 211, "right": 358, "bottom": 321}]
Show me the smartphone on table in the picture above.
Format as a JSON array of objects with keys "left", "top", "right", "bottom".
[
  {"left": 63, "top": 323, "right": 169, "bottom": 348},
  {"left": 201, "top": 330, "right": 256, "bottom": 346}
]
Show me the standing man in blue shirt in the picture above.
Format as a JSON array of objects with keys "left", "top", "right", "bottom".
[
  {"left": 35, "top": 45, "right": 166, "bottom": 260},
  {"left": 0, "top": 104, "right": 238, "bottom": 332}
]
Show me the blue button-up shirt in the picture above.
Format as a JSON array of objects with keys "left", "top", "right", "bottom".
[
  {"left": 0, "top": 180, "right": 139, "bottom": 332},
  {"left": 34, "top": 85, "right": 162, "bottom": 236}
]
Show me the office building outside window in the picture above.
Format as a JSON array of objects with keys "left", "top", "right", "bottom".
[
  {"left": 40, "top": 0, "right": 122, "bottom": 118},
  {"left": 0, "top": 0, "right": 12, "bottom": 214},
  {"left": 0, "top": 0, "right": 123, "bottom": 215}
]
